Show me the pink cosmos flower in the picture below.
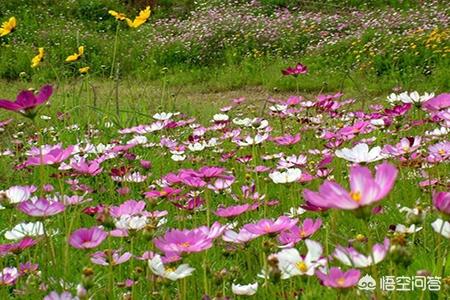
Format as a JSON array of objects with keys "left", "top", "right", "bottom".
[
  {"left": 333, "top": 238, "right": 390, "bottom": 268},
  {"left": 427, "top": 141, "right": 450, "bottom": 163},
  {"left": 110, "top": 200, "right": 147, "bottom": 218},
  {"left": 69, "top": 227, "right": 108, "bottom": 249},
  {"left": 222, "top": 228, "right": 260, "bottom": 244},
  {"left": 316, "top": 268, "right": 361, "bottom": 288},
  {"left": 18, "top": 198, "right": 65, "bottom": 217},
  {"left": 422, "top": 93, "right": 450, "bottom": 111},
  {"left": 383, "top": 137, "right": 422, "bottom": 156},
  {"left": 19, "top": 262, "right": 39, "bottom": 275},
  {"left": 144, "top": 187, "right": 181, "bottom": 199},
  {"left": 278, "top": 218, "right": 322, "bottom": 246},
  {"left": 272, "top": 133, "right": 301, "bottom": 146},
  {"left": 43, "top": 291, "right": 78, "bottom": 300},
  {"left": 243, "top": 216, "right": 298, "bottom": 236},
  {"left": 282, "top": 63, "right": 308, "bottom": 76},
  {"left": 0, "top": 267, "right": 19, "bottom": 286},
  {"left": 214, "top": 204, "right": 250, "bottom": 218},
  {"left": 154, "top": 222, "right": 225, "bottom": 255},
  {"left": 0, "top": 237, "right": 37, "bottom": 256},
  {"left": 303, "top": 162, "right": 397, "bottom": 210},
  {"left": 0, "top": 85, "right": 53, "bottom": 118},
  {"left": 90, "top": 250, "right": 132, "bottom": 266},
  {"left": 433, "top": 192, "right": 450, "bottom": 215},
  {"left": 25, "top": 145, "right": 74, "bottom": 166},
  {"left": 71, "top": 158, "right": 103, "bottom": 176}
]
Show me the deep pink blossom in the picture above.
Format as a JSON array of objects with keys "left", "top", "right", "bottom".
[
  {"left": 433, "top": 192, "right": 450, "bottom": 215},
  {"left": 278, "top": 218, "right": 322, "bottom": 246},
  {"left": 282, "top": 63, "right": 308, "bottom": 76},
  {"left": 25, "top": 145, "right": 74, "bottom": 166},
  {"left": 214, "top": 204, "right": 250, "bottom": 218},
  {"left": 316, "top": 268, "right": 361, "bottom": 288},
  {"left": 69, "top": 227, "right": 108, "bottom": 249},
  {"left": 0, "top": 85, "right": 53, "bottom": 118},
  {"left": 18, "top": 198, "right": 65, "bottom": 217},
  {"left": 243, "top": 216, "right": 297, "bottom": 236}
]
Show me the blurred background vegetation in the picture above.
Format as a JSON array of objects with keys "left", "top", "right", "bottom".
[{"left": 0, "top": 0, "right": 448, "bottom": 95}]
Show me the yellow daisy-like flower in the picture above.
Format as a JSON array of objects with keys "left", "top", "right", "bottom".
[
  {"left": 66, "top": 46, "right": 84, "bottom": 62},
  {"left": 126, "top": 6, "right": 151, "bottom": 28},
  {"left": 31, "top": 47, "right": 45, "bottom": 68},
  {"left": 79, "top": 66, "right": 90, "bottom": 74},
  {"left": 0, "top": 17, "right": 17, "bottom": 37},
  {"left": 108, "top": 10, "right": 127, "bottom": 21}
]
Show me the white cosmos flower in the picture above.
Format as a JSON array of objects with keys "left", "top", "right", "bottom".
[
  {"left": 335, "top": 143, "right": 386, "bottom": 163},
  {"left": 233, "top": 118, "right": 252, "bottom": 126},
  {"left": 269, "top": 104, "right": 288, "bottom": 112},
  {"left": 269, "top": 168, "right": 302, "bottom": 184},
  {"left": 398, "top": 91, "right": 434, "bottom": 104},
  {"left": 232, "top": 282, "right": 258, "bottom": 296},
  {"left": 425, "top": 127, "right": 449, "bottom": 136},
  {"left": 395, "top": 224, "right": 422, "bottom": 234},
  {"left": 236, "top": 133, "right": 269, "bottom": 147},
  {"left": 213, "top": 114, "right": 229, "bottom": 122},
  {"left": 149, "top": 255, "right": 195, "bottom": 281},
  {"left": 171, "top": 154, "right": 186, "bottom": 161},
  {"left": 276, "top": 239, "right": 326, "bottom": 279},
  {"left": 153, "top": 112, "right": 173, "bottom": 120},
  {"left": 5, "top": 186, "right": 32, "bottom": 204},
  {"left": 115, "top": 215, "right": 147, "bottom": 230},
  {"left": 5, "top": 221, "right": 45, "bottom": 240},
  {"left": 431, "top": 219, "right": 450, "bottom": 238},
  {"left": 128, "top": 135, "right": 148, "bottom": 145},
  {"left": 188, "top": 142, "right": 207, "bottom": 152}
]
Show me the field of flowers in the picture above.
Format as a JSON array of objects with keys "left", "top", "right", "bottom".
[{"left": 0, "top": 1, "right": 449, "bottom": 300}]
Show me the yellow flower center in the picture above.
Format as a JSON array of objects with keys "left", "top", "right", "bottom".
[
  {"left": 296, "top": 261, "right": 308, "bottom": 273},
  {"left": 337, "top": 277, "right": 346, "bottom": 287},
  {"left": 264, "top": 225, "right": 272, "bottom": 232},
  {"left": 179, "top": 242, "right": 190, "bottom": 248},
  {"left": 160, "top": 190, "right": 168, "bottom": 196},
  {"left": 402, "top": 146, "right": 410, "bottom": 152},
  {"left": 299, "top": 230, "right": 307, "bottom": 238},
  {"left": 350, "top": 191, "right": 362, "bottom": 202},
  {"left": 165, "top": 267, "right": 175, "bottom": 274},
  {"left": 438, "top": 149, "right": 445, "bottom": 155}
]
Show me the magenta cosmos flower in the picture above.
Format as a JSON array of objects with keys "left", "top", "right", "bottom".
[
  {"left": 153, "top": 222, "right": 225, "bottom": 255},
  {"left": 69, "top": 227, "right": 108, "bottom": 249},
  {"left": 243, "top": 216, "right": 297, "bottom": 236},
  {"left": 316, "top": 267, "right": 361, "bottom": 288},
  {"left": 433, "top": 192, "right": 450, "bottom": 215},
  {"left": 272, "top": 133, "right": 301, "bottom": 146},
  {"left": 423, "top": 93, "right": 450, "bottom": 111},
  {"left": 0, "top": 267, "right": 19, "bottom": 286},
  {"left": 71, "top": 158, "right": 103, "bottom": 176},
  {"left": 214, "top": 204, "right": 250, "bottom": 218},
  {"left": 18, "top": 198, "right": 65, "bottom": 217},
  {"left": 90, "top": 250, "right": 132, "bottom": 266},
  {"left": 0, "top": 85, "right": 53, "bottom": 118},
  {"left": 278, "top": 218, "right": 322, "bottom": 246},
  {"left": 43, "top": 291, "right": 78, "bottom": 300},
  {"left": 303, "top": 162, "right": 397, "bottom": 210},
  {"left": 25, "top": 145, "right": 74, "bottom": 166},
  {"left": 0, "top": 237, "right": 37, "bottom": 257},
  {"left": 282, "top": 63, "right": 308, "bottom": 76}
]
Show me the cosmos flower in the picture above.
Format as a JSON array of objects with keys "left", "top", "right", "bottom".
[
  {"left": 335, "top": 143, "right": 386, "bottom": 163},
  {"left": 153, "top": 228, "right": 214, "bottom": 254},
  {"left": 269, "top": 168, "right": 302, "bottom": 184},
  {"left": 214, "top": 204, "right": 250, "bottom": 218},
  {"left": 5, "top": 221, "right": 44, "bottom": 240},
  {"left": 43, "top": 291, "right": 78, "bottom": 300},
  {"left": 1, "top": 185, "right": 33, "bottom": 205},
  {"left": 222, "top": 228, "right": 259, "bottom": 244},
  {"left": 65, "top": 46, "right": 84, "bottom": 62},
  {"left": 126, "top": 6, "right": 151, "bottom": 28},
  {"left": 25, "top": 145, "right": 74, "bottom": 166},
  {"left": 0, "top": 85, "right": 53, "bottom": 118},
  {"left": 79, "top": 66, "right": 90, "bottom": 74},
  {"left": 0, "top": 237, "right": 37, "bottom": 257},
  {"left": 0, "top": 267, "right": 19, "bottom": 286},
  {"left": 31, "top": 48, "right": 45, "bottom": 68},
  {"left": 278, "top": 218, "right": 322, "bottom": 247},
  {"left": 422, "top": 93, "right": 450, "bottom": 111},
  {"left": 382, "top": 137, "right": 422, "bottom": 156},
  {"left": 243, "top": 216, "right": 297, "bottom": 236},
  {"left": 427, "top": 141, "right": 450, "bottom": 163},
  {"left": 69, "top": 227, "right": 108, "bottom": 249},
  {"left": 108, "top": 10, "right": 127, "bottom": 21},
  {"left": 18, "top": 198, "right": 65, "bottom": 217},
  {"left": 282, "top": 63, "right": 308, "bottom": 76},
  {"left": 232, "top": 282, "right": 258, "bottom": 296},
  {"left": 148, "top": 255, "right": 194, "bottom": 281},
  {"left": 276, "top": 239, "right": 327, "bottom": 278},
  {"left": 431, "top": 219, "right": 450, "bottom": 238},
  {"left": 315, "top": 268, "right": 361, "bottom": 288},
  {"left": 433, "top": 192, "right": 450, "bottom": 215},
  {"left": 333, "top": 238, "right": 390, "bottom": 268},
  {"left": 90, "top": 250, "right": 132, "bottom": 266},
  {"left": 272, "top": 133, "right": 301, "bottom": 146},
  {"left": 70, "top": 158, "right": 103, "bottom": 176},
  {"left": 0, "top": 17, "right": 16, "bottom": 37},
  {"left": 303, "top": 162, "right": 397, "bottom": 210}
]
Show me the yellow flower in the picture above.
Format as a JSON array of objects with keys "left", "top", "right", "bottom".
[
  {"left": 66, "top": 46, "right": 84, "bottom": 62},
  {"left": 79, "top": 66, "right": 90, "bottom": 74},
  {"left": 31, "top": 47, "right": 45, "bottom": 68},
  {"left": 108, "top": 10, "right": 127, "bottom": 21},
  {"left": 0, "top": 17, "right": 16, "bottom": 37},
  {"left": 126, "top": 6, "right": 151, "bottom": 28}
]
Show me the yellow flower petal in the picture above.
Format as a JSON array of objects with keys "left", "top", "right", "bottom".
[
  {"left": 0, "top": 17, "right": 17, "bottom": 37},
  {"left": 31, "top": 47, "right": 45, "bottom": 68}
]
